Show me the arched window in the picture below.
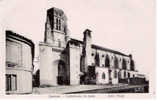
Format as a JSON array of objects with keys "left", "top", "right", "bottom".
[
  {"left": 128, "top": 72, "right": 130, "bottom": 78},
  {"left": 114, "top": 70, "right": 117, "bottom": 78},
  {"left": 59, "top": 19, "right": 61, "bottom": 30},
  {"left": 114, "top": 57, "right": 119, "bottom": 69},
  {"left": 95, "top": 53, "right": 100, "bottom": 66},
  {"left": 80, "top": 56, "right": 84, "bottom": 72},
  {"left": 56, "top": 18, "right": 59, "bottom": 30},
  {"left": 124, "top": 71, "right": 126, "bottom": 78},
  {"left": 122, "top": 59, "right": 127, "bottom": 70},
  {"left": 118, "top": 71, "right": 121, "bottom": 79},
  {"left": 130, "top": 60, "right": 135, "bottom": 71},
  {"left": 105, "top": 55, "right": 110, "bottom": 67},
  {"left": 102, "top": 73, "right": 105, "bottom": 79}
]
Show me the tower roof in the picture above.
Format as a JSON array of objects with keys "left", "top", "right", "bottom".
[
  {"left": 47, "top": 7, "right": 64, "bottom": 14},
  {"left": 47, "top": 7, "right": 67, "bottom": 20}
]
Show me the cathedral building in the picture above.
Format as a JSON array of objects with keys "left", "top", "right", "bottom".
[{"left": 39, "top": 7, "right": 138, "bottom": 86}]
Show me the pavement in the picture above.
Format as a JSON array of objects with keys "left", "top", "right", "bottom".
[{"left": 33, "top": 84, "right": 130, "bottom": 94}]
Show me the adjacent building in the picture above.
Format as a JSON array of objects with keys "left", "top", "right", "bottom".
[
  {"left": 39, "top": 7, "right": 139, "bottom": 86},
  {"left": 6, "top": 30, "right": 34, "bottom": 94}
]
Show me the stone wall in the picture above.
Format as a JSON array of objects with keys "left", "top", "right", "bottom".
[
  {"left": 68, "top": 43, "right": 81, "bottom": 85},
  {"left": 39, "top": 43, "right": 65, "bottom": 86}
]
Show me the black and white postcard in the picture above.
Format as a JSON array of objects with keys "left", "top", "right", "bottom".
[{"left": 0, "top": 0, "right": 155, "bottom": 99}]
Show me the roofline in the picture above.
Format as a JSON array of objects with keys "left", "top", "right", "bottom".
[
  {"left": 70, "top": 38, "right": 130, "bottom": 57},
  {"left": 91, "top": 44, "right": 130, "bottom": 57}
]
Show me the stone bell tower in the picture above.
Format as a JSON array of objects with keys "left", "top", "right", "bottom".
[
  {"left": 39, "top": 7, "right": 70, "bottom": 86},
  {"left": 44, "top": 7, "right": 70, "bottom": 47}
]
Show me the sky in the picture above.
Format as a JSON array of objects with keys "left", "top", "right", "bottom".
[{"left": 0, "top": 0, "right": 155, "bottom": 79}]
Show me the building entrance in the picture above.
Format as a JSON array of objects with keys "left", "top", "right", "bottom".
[{"left": 57, "top": 60, "right": 68, "bottom": 85}]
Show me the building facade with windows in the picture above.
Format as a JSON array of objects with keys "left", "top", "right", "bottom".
[
  {"left": 39, "top": 7, "right": 139, "bottom": 86},
  {"left": 6, "top": 31, "right": 34, "bottom": 94}
]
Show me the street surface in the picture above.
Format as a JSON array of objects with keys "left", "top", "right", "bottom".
[{"left": 33, "top": 84, "right": 148, "bottom": 94}]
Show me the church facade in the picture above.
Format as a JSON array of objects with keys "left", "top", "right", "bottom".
[{"left": 39, "top": 7, "right": 138, "bottom": 86}]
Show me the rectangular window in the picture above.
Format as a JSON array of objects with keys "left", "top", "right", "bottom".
[
  {"left": 6, "top": 74, "right": 17, "bottom": 91},
  {"left": 59, "top": 19, "right": 61, "bottom": 30},
  {"left": 6, "top": 40, "right": 22, "bottom": 67},
  {"left": 56, "top": 18, "right": 61, "bottom": 31}
]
